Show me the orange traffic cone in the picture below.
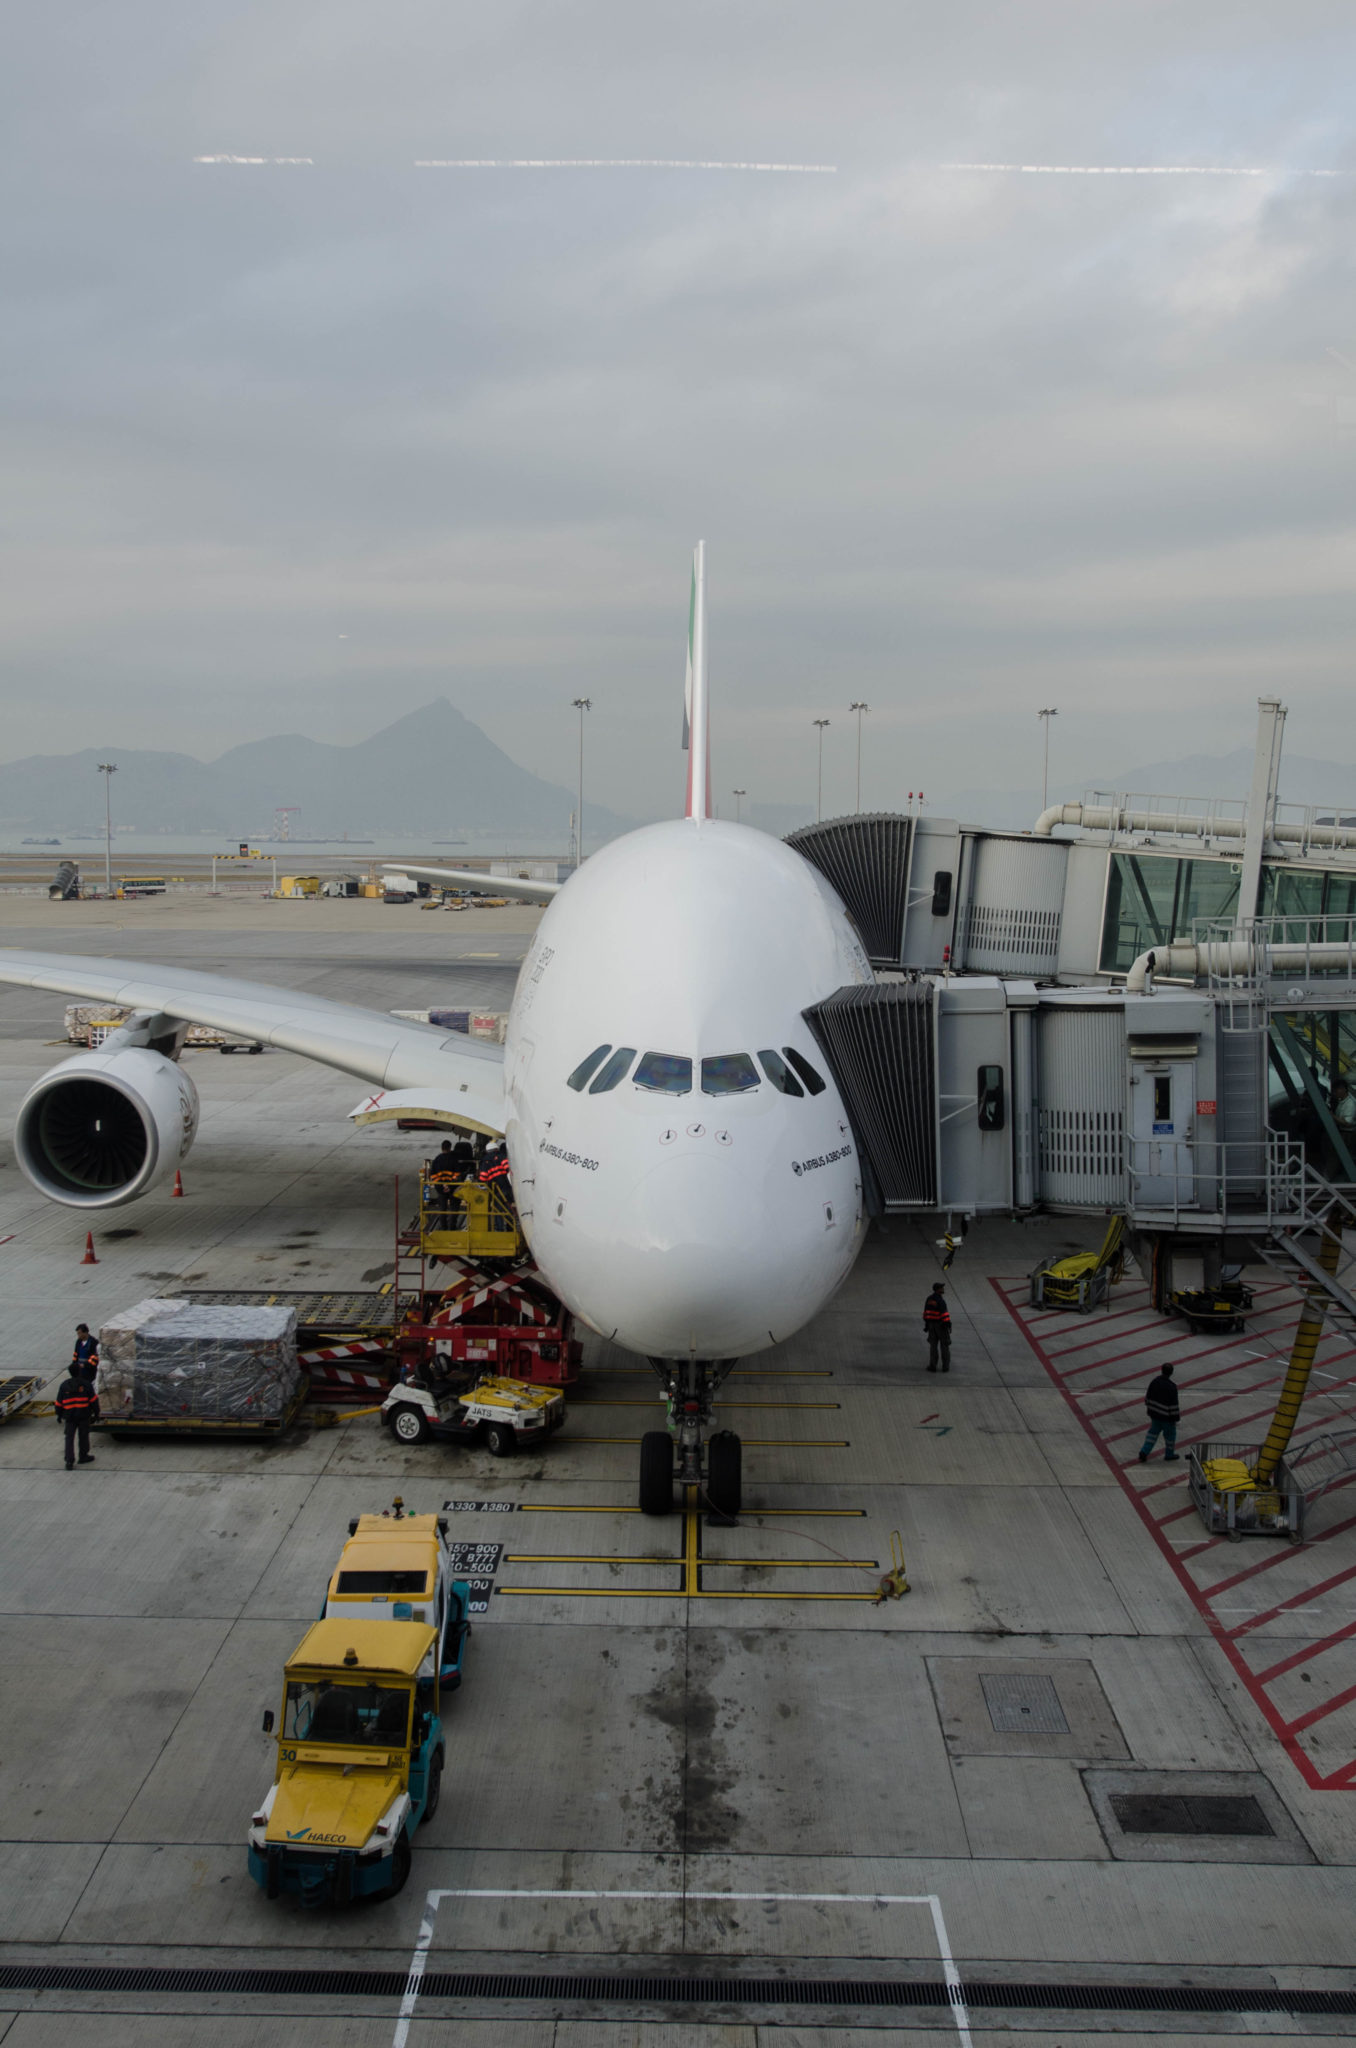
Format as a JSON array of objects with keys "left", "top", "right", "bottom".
[
  {"left": 172, "top": 1170, "right": 184, "bottom": 1198},
  {"left": 81, "top": 1232, "right": 98, "bottom": 1265}
]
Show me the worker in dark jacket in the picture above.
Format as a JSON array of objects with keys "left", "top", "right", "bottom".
[
  {"left": 924, "top": 1284, "right": 952, "bottom": 1372},
  {"left": 1139, "top": 1363, "right": 1180, "bottom": 1463},
  {"left": 54, "top": 1371, "right": 99, "bottom": 1470},
  {"left": 71, "top": 1324, "right": 99, "bottom": 1379}
]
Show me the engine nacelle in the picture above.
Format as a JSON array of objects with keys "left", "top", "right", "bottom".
[{"left": 15, "top": 1048, "right": 200, "bottom": 1209}]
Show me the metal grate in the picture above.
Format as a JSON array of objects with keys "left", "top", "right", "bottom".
[
  {"left": 1111, "top": 1793, "right": 1273, "bottom": 1838},
  {"left": 0, "top": 1963, "right": 1351, "bottom": 2015},
  {"left": 980, "top": 1672, "right": 1070, "bottom": 1734}
]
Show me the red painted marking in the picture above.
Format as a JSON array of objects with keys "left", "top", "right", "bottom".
[
  {"left": 1288, "top": 1675, "right": 1356, "bottom": 1735},
  {"left": 990, "top": 1274, "right": 1356, "bottom": 1791},
  {"left": 1059, "top": 1328, "right": 1208, "bottom": 1379},
  {"left": 920, "top": 1412, "right": 940, "bottom": 1424},
  {"left": 1225, "top": 1557, "right": 1356, "bottom": 1637},
  {"left": 1254, "top": 1616, "right": 1356, "bottom": 1685},
  {"left": 0, "top": 1235, "right": 14, "bottom": 1247}
]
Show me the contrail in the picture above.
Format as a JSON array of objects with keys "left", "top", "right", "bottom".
[
  {"left": 942, "top": 161, "right": 1340, "bottom": 177},
  {"left": 413, "top": 158, "right": 837, "bottom": 173},
  {"left": 194, "top": 155, "right": 314, "bottom": 165}
]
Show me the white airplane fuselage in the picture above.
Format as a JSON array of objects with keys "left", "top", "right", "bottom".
[{"left": 503, "top": 817, "right": 872, "bottom": 1360}]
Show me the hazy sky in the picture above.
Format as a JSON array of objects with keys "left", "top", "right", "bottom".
[{"left": 3, "top": 1, "right": 1353, "bottom": 822}]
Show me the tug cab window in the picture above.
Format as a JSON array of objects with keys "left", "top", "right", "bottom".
[
  {"left": 567, "top": 1045, "right": 611, "bottom": 1091},
  {"left": 757, "top": 1050, "right": 804, "bottom": 1097},
  {"left": 783, "top": 1047, "right": 827, "bottom": 1095},
  {"left": 701, "top": 1053, "right": 760, "bottom": 1095},
  {"left": 634, "top": 1051, "right": 693, "bottom": 1094},
  {"left": 589, "top": 1047, "right": 637, "bottom": 1093}
]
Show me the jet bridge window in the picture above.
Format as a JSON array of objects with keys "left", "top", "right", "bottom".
[
  {"left": 589, "top": 1047, "right": 637, "bottom": 1094},
  {"left": 567, "top": 1045, "right": 612, "bottom": 1091},
  {"left": 757, "top": 1050, "right": 804, "bottom": 1097},
  {"left": 783, "top": 1047, "right": 827, "bottom": 1096},
  {"left": 977, "top": 1064, "right": 1005, "bottom": 1131},
  {"left": 634, "top": 1051, "right": 693, "bottom": 1095},
  {"left": 701, "top": 1053, "right": 760, "bottom": 1095}
]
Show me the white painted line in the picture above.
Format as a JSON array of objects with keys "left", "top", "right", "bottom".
[
  {"left": 391, "top": 1898, "right": 437, "bottom": 2048},
  {"left": 394, "top": 1886, "right": 971, "bottom": 2047}
]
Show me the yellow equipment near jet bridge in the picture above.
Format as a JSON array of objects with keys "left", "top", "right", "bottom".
[{"left": 1029, "top": 1216, "right": 1125, "bottom": 1312}]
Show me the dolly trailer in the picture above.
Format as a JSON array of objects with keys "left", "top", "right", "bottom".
[{"left": 248, "top": 1618, "right": 443, "bottom": 1907}]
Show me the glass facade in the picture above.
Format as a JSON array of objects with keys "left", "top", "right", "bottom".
[
  {"left": 1101, "top": 853, "right": 1356, "bottom": 972},
  {"left": 1099, "top": 855, "right": 1241, "bottom": 972}
]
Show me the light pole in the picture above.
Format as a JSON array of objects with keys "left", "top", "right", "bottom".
[
  {"left": 97, "top": 763, "right": 117, "bottom": 895},
  {"left": 1038, "top": 708, "right": 1058, "bottom": 812},
  {"left": 733, "top": 788, "right": 746, "bottom": 825},
  {"left": 571, "top": 698, "right": 591, "bottom": 867},
  {"left": 812, "top": 719, "right": 830, "bottom": 823},
  {"left": 849, "top": 701, "right": 870, "bottom": 813}
]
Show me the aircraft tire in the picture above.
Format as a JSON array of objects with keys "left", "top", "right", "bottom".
[
  {"left": 639, "top": 1430, "right": 674, "bottom": 1516},
  {"left": 707, "top": 1430, "right": 741, "bottom": 1519}
]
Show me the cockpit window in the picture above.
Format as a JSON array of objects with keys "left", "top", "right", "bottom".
[
  {"left": 633, "top": 1051, "right": 693, "bottom": 1095},
  {"left": 567, "top": 1045, "right": 611, "bottom": 1092},
  {"left": 783, "top": 1046, "right": 827, "bottom": 1096},
  {"left": 589, "top": 1047, "right": 637, "bottom": 1093},
  {"left": 757, "top": 1050, "right": 804, "bottom": 1097},
  {"left": 701, "top": 1053, "right": 760, "bottom": 1096}
]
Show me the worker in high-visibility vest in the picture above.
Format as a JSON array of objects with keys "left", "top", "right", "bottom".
[
  {"left": 54, "top": 1369, "right": 99, "bottom": 1469},
  {"left": 923, "top": 1284, "right": 952, "bottom": 1373}
]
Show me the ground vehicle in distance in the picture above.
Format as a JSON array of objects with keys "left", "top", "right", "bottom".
[
  {"left": 382, "top": 1366, "right": 565, "bottom": 1453},
  {"left": 323, "top": 1503, "right": 471, "bottom": 1690},
  {"left": 248, "top": 1617, "right": 443, "bottom": 1906}
]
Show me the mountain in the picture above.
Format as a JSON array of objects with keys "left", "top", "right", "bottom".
[{"left": 0, "top": 701, "right": 633, "bottom": 843}]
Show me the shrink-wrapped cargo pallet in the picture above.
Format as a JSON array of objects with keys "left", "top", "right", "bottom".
[{"left": 98, "top": 1298, "right": 303, "bottom": 1433}]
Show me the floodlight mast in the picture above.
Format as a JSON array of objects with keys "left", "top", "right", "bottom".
[
  {"left": 571, "top": 698, "right": 592, "bottom": 868},
  {"left": 812, "top": 720, "right": 830, "bottom": 822},
  {"left": 1039, "top": 708, "right": 1058, "bottom": 813},
  {"left": 97, "top": 763, "right": 117, "bottom": 895},
  {"left": 849, "top": 702, "right": 870, "bottom": 812}
]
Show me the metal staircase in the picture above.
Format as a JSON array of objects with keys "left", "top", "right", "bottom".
[{"left": 1249, "top": 1161, "right": 1356, "bottom": 1346}]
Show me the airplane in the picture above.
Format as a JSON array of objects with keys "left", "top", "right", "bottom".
[{"left": 0, "top": 545, "right": 872, "bottom": 1516}]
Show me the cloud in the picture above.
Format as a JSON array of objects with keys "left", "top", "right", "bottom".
[{"left": 3, "top": 0, "right": 1356, "bottom": 821}]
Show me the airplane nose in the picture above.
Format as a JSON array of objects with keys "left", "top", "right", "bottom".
[{"left": 607, "top": 1151, "right": 780, "bottom": 1356}]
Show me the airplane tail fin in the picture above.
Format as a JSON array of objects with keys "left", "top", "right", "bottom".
[{"left": 683, "top": 540, "right": 711, "bottom": 820}]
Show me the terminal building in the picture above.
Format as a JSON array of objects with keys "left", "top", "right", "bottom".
[{"left": 787, "top": 700, "right": 1356, "bottom": 1305}]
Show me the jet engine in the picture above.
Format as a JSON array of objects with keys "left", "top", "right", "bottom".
[{"left": 15, "top": 1047, "right": 200, "bottom": 1208}]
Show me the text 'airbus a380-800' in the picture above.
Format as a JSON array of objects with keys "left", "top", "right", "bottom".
[{"left": 0, "top": 546, "right": 873, "bottom": 1515}]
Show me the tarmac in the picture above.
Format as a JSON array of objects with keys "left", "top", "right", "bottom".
[{"left": 1, "top": 893, "right": 1355, "bottom": 2044}]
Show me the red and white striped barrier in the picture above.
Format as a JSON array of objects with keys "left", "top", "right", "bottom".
[{"left": 299, "top": 1340, "right": 388, "bottom": 1365}]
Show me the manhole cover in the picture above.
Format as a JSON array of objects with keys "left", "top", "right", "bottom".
[
  {"left": 1111, "top": 1793, "right": 1273, "bottom": 1837},
  {"left": 980, "top": 1672, "right": 1070, "bottom": 1734}
]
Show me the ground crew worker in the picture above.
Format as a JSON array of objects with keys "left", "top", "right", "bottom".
[
  {"left": 923, "top": 1283, "right": 952, "bottom": 1372},
  {"left": 55, "top": 1369, "right": 99, "bottom": 1469},
  {"left": 71, "top": 1323, "right": 99, "bottom": 1378},
  {"left": 1139, "top": 1363, "right": 1180, "bottom": 1463}
]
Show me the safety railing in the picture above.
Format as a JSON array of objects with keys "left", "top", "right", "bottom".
[{"left": 1125, "top": 1132, "right": 1356, "bottom": 1231}]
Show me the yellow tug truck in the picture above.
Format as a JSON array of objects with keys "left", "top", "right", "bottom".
[{"left": 248, "top": 1505, "right": 469, "bottom": 1906}]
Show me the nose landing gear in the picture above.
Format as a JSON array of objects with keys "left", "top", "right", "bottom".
[{"left": 640, "top": 1356, "right": 741, "bottom": 1520}]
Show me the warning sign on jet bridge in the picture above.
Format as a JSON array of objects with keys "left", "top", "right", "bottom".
[{"left": 1196, "top": 1099, "right": 1217, "bottom": 1115}]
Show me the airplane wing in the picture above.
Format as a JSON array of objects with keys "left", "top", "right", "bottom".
[
  {"left": 0, "top": 949, "right": 505, "bottom": 1133},
  {"left": 389, "top": 864, "right": 562, "bottom": 902}
]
